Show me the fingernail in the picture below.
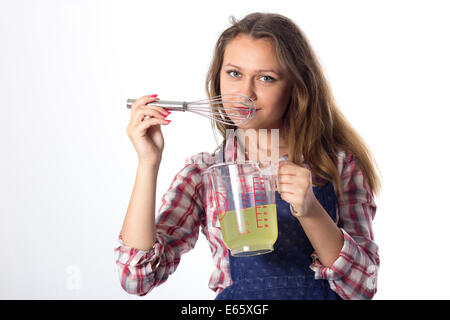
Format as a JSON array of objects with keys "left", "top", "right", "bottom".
[
  {"left": 165, "top": 119, "right": 171, "bottom": 123},
  {"left": 149, "top": 94, "right": 158, "bottom": 97}
]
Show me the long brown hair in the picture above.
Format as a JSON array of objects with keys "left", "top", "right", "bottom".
[{"left": 205, "top": 12, "right": 381, "bottom": 199}]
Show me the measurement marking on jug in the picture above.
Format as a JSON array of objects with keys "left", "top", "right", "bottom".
[
  {"left": 240, "top": 179, "right": 252, "bottom": 208},
  {"left": 253, "top": 177, "right": 268, "bottom": 228}
]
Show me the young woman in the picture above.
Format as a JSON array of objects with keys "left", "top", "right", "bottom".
[{"left": 115, "top": 12, "right": 381, "bottom": 300}]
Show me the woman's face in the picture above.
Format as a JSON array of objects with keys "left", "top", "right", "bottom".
[{"left": 220, "top": 34, "right": 292, "bottom": 130}]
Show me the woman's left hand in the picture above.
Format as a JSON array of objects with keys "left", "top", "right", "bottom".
[{"left": 277, "top": 160, "right": 319, "bottom": 218}]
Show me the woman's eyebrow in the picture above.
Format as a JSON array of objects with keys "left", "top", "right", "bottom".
[{"left": 224, "top": 63, "right": 280, "bottom": 76}]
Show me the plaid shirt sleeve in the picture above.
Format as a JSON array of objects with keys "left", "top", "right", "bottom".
[
  {"left": 309, "top": 150, "right": 380, "bottom": 300},
  {"left": 114, "top": 154, "right": 208, "bottom": 296}
]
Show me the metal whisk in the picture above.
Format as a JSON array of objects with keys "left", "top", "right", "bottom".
[{"left": 126, "top": 93, "right": 256, "bottom": 126}]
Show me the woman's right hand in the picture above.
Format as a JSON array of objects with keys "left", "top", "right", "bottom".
[{"left": 126, "top": 94, "right": 171, "bottom": 165}]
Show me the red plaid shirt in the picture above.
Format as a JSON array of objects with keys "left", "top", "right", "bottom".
[{"left": 115, "top": 143, "right": 380, "bottom": 300}]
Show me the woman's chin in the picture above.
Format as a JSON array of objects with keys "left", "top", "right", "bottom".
[{"left": 235, "top": 123, "right": 256, "bottom": 130}]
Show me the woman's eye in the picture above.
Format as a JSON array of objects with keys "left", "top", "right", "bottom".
[
  {"left": 226, "top": 70, "right": 275, "bottom": 82},
  {"left": 227, "top": 70, "right": 240, "bottom": 78},
  {"left": 260, "top": 75, "right": 275, "bottom": 82}
]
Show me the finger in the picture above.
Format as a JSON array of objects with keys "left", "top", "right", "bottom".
[
  {"left": 131, "top": 94, "right": 160, "bottom": 110},
  {"left": 277, "top": 183, "right": 300, "bottom": 195},
  {"left": 278, "top": 162, "right": 299, "bottom": 176},
  {"left": 277, "top": 173, "right": 296, "bottom": 184},
  {"left": 137, "top": 107, "right": 169, "bottom": 122},
  {"left": 141, "top": 104, "right": 171, "bottom": 118},
  {"left": 280, "top": 172, "right": 311, "bottom": 187},
  {"left": 131, "top": 107, "right": 168, "bottom": 125},
  {"left": 136, "top": 117, "right": 170, "bottom": 133},
  {"left": 279, "top": 191, "right": 296, "bottom": 203}
]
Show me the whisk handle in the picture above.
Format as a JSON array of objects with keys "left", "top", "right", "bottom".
[{"left": 126, "top": 99, "right": 187, "bottom": 111}]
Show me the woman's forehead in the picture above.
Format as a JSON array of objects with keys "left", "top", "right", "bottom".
[{"left": 223, "top": 35, "right": 280, "bottom": 71}]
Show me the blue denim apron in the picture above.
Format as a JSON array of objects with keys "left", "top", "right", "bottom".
[{"left": 214, "top": 148, "right": 342, "bottom": 300}]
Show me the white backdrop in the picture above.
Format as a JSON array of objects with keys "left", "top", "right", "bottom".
[{"left": 1, "top": 0, "right": 449, "bottom": 300}]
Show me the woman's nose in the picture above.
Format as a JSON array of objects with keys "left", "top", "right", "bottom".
[{"left": 239, "top": 80, "right": 257, "bottom": 102}]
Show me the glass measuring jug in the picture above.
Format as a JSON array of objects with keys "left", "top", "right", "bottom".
[{"left": 204, "top": 160, "right": 279, "bottom": 257}]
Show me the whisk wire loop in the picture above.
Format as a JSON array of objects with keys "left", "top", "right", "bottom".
[{"left": 126, "top": 93, "right": 255, "bottom": 126}]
